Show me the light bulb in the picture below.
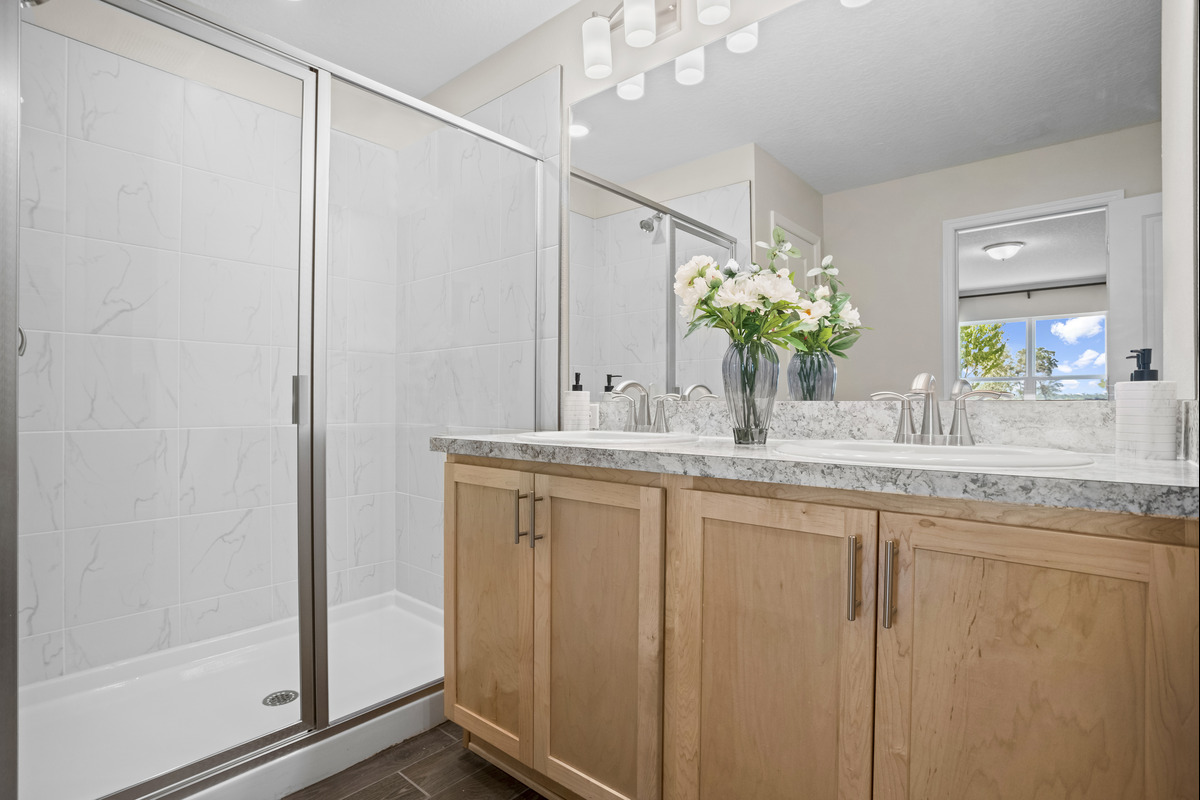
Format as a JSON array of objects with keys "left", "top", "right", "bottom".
[
  {"left": 675, "top": 46, "right": 705, "bottom": 85},
  {"left": 725, "top": 22, "right": 758, "bottom": 53},
  {"left": 840, "top": 0, "right": 872, "bottom": 6},
  {"left": 624, "top": 0, "right": 656, "bottom": 47},
  {"left": 569, "top": 122, "right": 590, "bottom": 138},
  {"left": 582, "top": 16, "right": 613, "bottom": 79},
  {"left": 697, "top": 0, "right": 730, "bottom": 25},
  {"left": 617, "top": 73, "right": 645, "bottom": 100}
]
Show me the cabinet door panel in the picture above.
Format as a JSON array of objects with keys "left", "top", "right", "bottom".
[
  {"left": 534, "top": 475, "right": 665, "bottom": 800},
  {"left": 666, "top": 491, "right": 877, "bottom": 800},
  {"left": 875, "top": 513, "right": 1199, "bottom": 800},
  {"left": 445, "top": 464, "right": 534, "bottom": 763}
]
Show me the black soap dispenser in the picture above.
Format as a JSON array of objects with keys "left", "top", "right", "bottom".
[
  {"left": 603, "top": 373, "right": 622, "bottom": 401},
  {"left": 1126, "top": 348, "right": 1159, "bottom": 381}
]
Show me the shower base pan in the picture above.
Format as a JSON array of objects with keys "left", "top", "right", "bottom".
[{"left": 19, "top": 592, "right": 444, "bottom": 800}]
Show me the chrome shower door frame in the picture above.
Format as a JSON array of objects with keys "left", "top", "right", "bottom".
[{"left": 666, "top": 218, "right": 737, "bottom": 394}]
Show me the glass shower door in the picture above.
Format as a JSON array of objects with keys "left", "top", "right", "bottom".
[
  {"left": 15, "top": 1, "right": 312, "bottom": 797},
  {"left": 670, "top": 221, "right": 735, "bottom": 395}
]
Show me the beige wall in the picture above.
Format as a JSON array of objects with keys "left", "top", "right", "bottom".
[
  {"left": 822, "top": 123, "right": 1163, "bottom": 401},
  {"left": 753, "top": 145, "right": 824, "bottom": 246},
  {"left": 1160, "top": 0, "right": 1198, "bottom": 397},
  {"left": 424, "top": 0, "right": 803, "bottom": 115}
]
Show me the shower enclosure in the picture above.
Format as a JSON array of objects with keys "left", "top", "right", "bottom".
[{"left": 1, "top": 1, "right": 556, "bottom": 798}]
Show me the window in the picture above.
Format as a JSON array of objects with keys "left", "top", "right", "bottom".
[{"left": 959, "top": 314, "right": 1107, "bottom": 400}]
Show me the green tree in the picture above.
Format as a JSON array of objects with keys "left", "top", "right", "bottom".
[
  {"left": 959, "top": 323, "right": 1018, "bottom": 392},
  {"left": 1012, "top": 346, "right": 1062, "bottom": 398}
]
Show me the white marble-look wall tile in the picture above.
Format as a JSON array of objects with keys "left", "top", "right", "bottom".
[
  {"left": 441, "top": 128, "right": 501, "bottom": 270},
  {"left": 329, "top": 132, "right": 399, "bottom": 215},
  {"left": 183, "top": 82, "right": 275, "bottom": 186},
  {"left": 179, "top": 508, "right": 272, "bottom": 602},
  {"left": 394, "top": 135, "right": 436, "bottom": 218},
  {"left": 65, "top": 429, "right": 177, "bottom": 528},
  {"left": 179, "top": 342, "right": 269, "bottom": 428},
  {"left": 271, "top": 581, "right": 298, "bottom": 621},
  {"left": 181, "top": 588, "right": 272, "bottom": 644},
  {"left": 326, "top": 424, "right": 348, "bottom": 499},
  {"left": 19, "top": 126, "right": 66, "bottom": 232},
  {"left": 348, "top": 353, "right": 396, "bottom": 424},
  {"left": 325, "top": 496, "right": 348, "bottom": 574},
  {"left": 327, "top": 350, "right": 349, "bottom": 425},
  {"left": 17, "top": 531, "right": 63, "bottom": 637},
  {"left": 273, "top": 189, "right": 301, "bottom": 271},
  {"left": 347, "top": 563, "right": 395, "bottom": 601},
  {"left": 537, "top": 246, "right": 559, "bottom": 341},
  {"left": 270, "top": 267, "right": 299, "bottom": 348},
  {"left": 450, "top": 264, "right": 499, "bottom": 348},
  {"left": 181, "top": 170, "right": 275, "bottom": 266},
  {"left": 346, "top": 279, "right": 396, "bottom": 354},
  {"left": 67, "top": 40, "right": 183, "bottom": 162},
  {"left": 179, "top": 427, "right": 271, "bottom": 515},
  {"left": 347, "top": 424, "right": 396, "bottom": 496},
  {"left": 65, "top": 607, "right": 179, "bottom": 674},
  {"left": 398, "top": 565, "right": 443, "bottom": 610},
  {"left": 270, "top": 504, "right": 298, "bottom": 584},
  {"left": 405, "top": 274, "right": 448, "bottom": 354},
  {"left": 496, "top": 341, "right": 537, "bottom": 431},
  {"left": 64, "top": 335, "right": 178, "bottom": 430},
  {"left": 17, "top": 331, "right": 62, "bottom": 432},
  {"left": 537, "top": 337, "right": 559, "bottom": 431},
  {"left": 409, "top": 195, "right": 455, "bottom": 280},
  {"left": 404, "top": 424, "right": 445, "bottom": 502},
  {"left": 179, "top": 255, "right": 271, "bottom": 345},
  {"left": 272, "top": 427, "right": 298, "bottom": 505},
  {"left": 274, "top": 113, "right": 302, "bottom": 193},
  {"left": 541, "top": 155, "right": 561, "bottom": 250},
  {"left": 64, "top": 237, "right": 179, "bottom": 338},
  {"left": 407, "top": 497, "right": 443, "bottom": 576},
  {"left": 497, "top": 251, "right": 536, "bottom": 344},
  {"left": 327, "top": 276, "right": 347, "bottom": 352},
  {"left": 392, "top": 492, "right": 411, "bottom": 562},
  {"left": 19, "top": 22, "right": 66, "bottom": 134},
  {"left": 345, "top": 208, "right": 398, "bottom": 285},
  {"left": 348, "top": 493, "right": 396, "bottom": 569},
  {"left": 18, "top": 432, "right": 64, "bottom": 535},
  {"left": 499, "top": 69, "right": 560, "bottom": 157},
  {"left": 499, "top": 148, "right": 537, "bottom": 259},
  {"left": 19, "top": 228, "right": 64, "bottom": 332},
  {"left": 445, "top": 345, "right": 499, "bottom": 428},
  {"left": 270, "top": 347, "right": 298, "bottom": 427},
  {"left": 19, "top": 633, "right": 64, "bottom": 686},
  {"left": 65, "top": 139, "right": 181, "bottom": 250},
  {"left": 64, "top": 520, "right": 179, "bottom": 625}
]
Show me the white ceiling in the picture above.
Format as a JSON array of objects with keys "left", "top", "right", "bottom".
[
  {"left": 171, "top": 0, "right": 579, "bottom": 99},
  {"left": 957, "top": 209, "right": 1108, "bottom": 294},
  {"left": 571, "top": 0, "right": 1161, "bottom": 194}
]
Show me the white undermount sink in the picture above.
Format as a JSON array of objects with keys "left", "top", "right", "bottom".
[
  {"left": 774, "top": 439, "right": 1094, "bottom": 469},
  {"left": 516, "top": 431, "right": 700, "bottom": 446}
]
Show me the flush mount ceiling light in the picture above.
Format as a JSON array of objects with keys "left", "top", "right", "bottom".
[
  {"left": 675, "top": 46, "right": 705, "bottom": 85},
  {"left": 569, "top": 122, "right": 591, "bottom": 138},
  {"left": 617, "top": 73, "right": 645, "bottom": 100},
  {"left": 983, "top": 241, "right": 1025, "bottom": 261},
  {"left": 581, "top": 15, "right": 613, "bottom": 79},
  {"left": 697, "top": 0, "right": 731, "bottom": 25},
  {"left": 725, "top": 22, "right": 758, "bottom": 53}
]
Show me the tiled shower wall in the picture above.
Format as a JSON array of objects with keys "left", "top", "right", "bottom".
[
  {"left": 16, "top": 23, "right": 304, "bottom": 684},
  {"left": 570, "top": 182, "right": 749, "bottom": 396}
]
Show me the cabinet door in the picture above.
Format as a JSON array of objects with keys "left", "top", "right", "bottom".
[
  {"left": 532, "top": 475, "right": 666, "bottom": 800},
  {"left": 665, "top": 491, "right": 878, "bottom": 800},
  {"left": 874, "top": 513, "right": 1199, "bottom": 800},
  {"left": 444, "top": 463, "right": 535, "bottom": 763}
]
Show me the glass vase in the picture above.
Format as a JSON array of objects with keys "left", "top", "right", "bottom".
[
  {"left": 787, "top": 350, "right": 837, "bottom": 401},
  {"left": 722, "top": 339, "right": 779, "bottom": 444}
]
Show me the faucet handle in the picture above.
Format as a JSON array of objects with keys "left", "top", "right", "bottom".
[
  {"left": 953, "top": 389, "right": 1013, "bottom": 407},
  {"left": 947, "top": 390, "right": 1013, "bottom": 445},
  {"left": 950, "top": 378, "right": 973, "bottom": 400},
  {"left": 870, "top": 391, "right": 910, "bottom": 403},
  {"left": 871, "top": 391, "right": 916, "bottom": 442},
  {"left": 610, "top": 393, "right": 637, "bottom": 432}
]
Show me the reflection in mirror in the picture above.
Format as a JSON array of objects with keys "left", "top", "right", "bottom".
[
  {"left": 569, "top": 0, "right": 1176, "bottom": 400},
  {"left": 568, "top": 172, "right": 748, "bottom": 397}
]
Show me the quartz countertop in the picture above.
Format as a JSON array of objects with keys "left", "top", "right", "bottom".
[{"left": 431, "top": 434, "right": 1200, "bottom": 519}]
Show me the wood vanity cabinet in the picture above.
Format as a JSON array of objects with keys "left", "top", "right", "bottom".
[
  {"left": 873, "top": 512, "right": 1199, "bottom": 800},
  {"left": 444, "top": 462, "right": 666, "bottom": 800},
  {"left": 664, "top": 489, "right": 879, "bottom": 800}
]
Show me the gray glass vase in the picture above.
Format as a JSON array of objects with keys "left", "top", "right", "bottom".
[
  {"left": 787, "top": 350, "right": 837, "bottom": 401},
  {"left": 722, "top": 339, "right": 779, "bottom": 444}
]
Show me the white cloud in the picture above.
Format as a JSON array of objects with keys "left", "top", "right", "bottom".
[
  {"left": 1049, "top": 316, "right": 1104, "bottom": 345},
  {"left": 1060, "top": 380, "right": 1080, "bottom": 389},
  {"left": 1068, "top": 349, "right": 1102, "bottom": 371},
  {"left": 1095, "top": 351, "right": 1106, "bottom": 368}
]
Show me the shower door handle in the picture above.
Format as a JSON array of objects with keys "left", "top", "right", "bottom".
[{"left": 17, "top": 326, "right": 26, "bottom": 357}]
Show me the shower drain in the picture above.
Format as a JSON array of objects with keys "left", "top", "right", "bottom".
[{"left": 262, "top": 690, "right": 300, "bottom": 707}]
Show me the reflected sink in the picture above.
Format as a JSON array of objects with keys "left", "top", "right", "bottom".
[
  {"left": 774, "top": 439, "right": 1094, "bottom": 469},
  {"left": 516, "top": 431, "right": 699, "bottom": 446}
]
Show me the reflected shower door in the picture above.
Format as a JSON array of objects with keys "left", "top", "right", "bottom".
[
  {"left": 16, "top": 2, "right": 311, "bottom": 797},
  {"left": 671, "top": 222, "right": 734, "bottom": 395}
]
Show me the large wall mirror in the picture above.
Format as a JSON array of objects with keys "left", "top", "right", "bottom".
[{"left": 566, "top": 0, "right": 1191, "bottom": 401}]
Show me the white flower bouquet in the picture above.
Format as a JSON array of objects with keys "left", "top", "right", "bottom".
[{"left": 674, "top": 251, "right": 807, "bottom": 348}]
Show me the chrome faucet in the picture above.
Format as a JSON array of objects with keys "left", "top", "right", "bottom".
[
  {"left": 613, "top": 380, "right": 651, "bottom": 431},
  {"left": 869, "top": 391, "right": 917, "bottom": 443},
  {"left": 909, "top": 373, "right": 943, "bottom": 442},
  {"left": 651, "top": 394, "right": 680, "bottom": 432},
  {"left": 682, "top": 384, "right": 718, "bottom": 401},
  {"left": 611, "top": 393, "right": 638, "bottom": 431},
  {"left": 947, "top": 388, "right": 1013, "bottom": 445}
]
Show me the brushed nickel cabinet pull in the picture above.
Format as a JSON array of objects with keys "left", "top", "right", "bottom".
[
  {"left": 882, "top": 540, "right": 897, "bottom": 629},
  {"left": 514, "top": 492, "right": 530, "bottom": 544},
  {"left": 529, "top": 495, "right": 544, "bottom": 548},
  {"left": 846, "top": 535, "right": 860, "bottom": 621}
]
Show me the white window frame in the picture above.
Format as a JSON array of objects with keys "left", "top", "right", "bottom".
[{"left": 958, "top": 312, "right": 1108, "bottom": 400}]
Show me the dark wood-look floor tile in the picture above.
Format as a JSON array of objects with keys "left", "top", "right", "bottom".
[
  {"left": 437, "top": 720, "right": 464, "bottom": 741},
  {"left": 283, "top": 729, "right": 454, "bottom": 800},
  {"left": 428, "top": 763, "right": 526, "bottom": 799},
  {"left": 511, "top": 789, "right": 549, "bottom": 799},
  {"left": 344, "top": 773, "right": 426, "bottom": 800},
  {"left": 401, "top": 745, "right": 490, "bottom": 795}
]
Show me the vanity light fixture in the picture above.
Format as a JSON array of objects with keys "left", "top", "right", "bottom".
[
  {"left": 582, "top": 14, "right": 614, "bottom": 78},
  {"left": 617, "top": 73, "right": 646, "bottom": 100},
  {"left": 697, "top": 0, "right": 731, "bottom": 25},
  {"left": 983, "top": 241, "right": 1025, "bottom": 261},
  {"left": 839, "top": 0, "right": 873, "bottom": 6},
  {"left": 675, "top": 46, "right": 705, "bottom": 85},
  {"left": 725, "top": 22, "right": 758, "bottom": 53},
  {"left": 569, "top": 122, "right": 591, "bottom": 138},
  {"left": 624, "top": 0, "right": 657, "bottom": 47}
]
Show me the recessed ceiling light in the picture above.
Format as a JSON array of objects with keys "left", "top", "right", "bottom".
[
  {"left": 569, "top": 122, "right": 590, "bottom": 138},
  {"left": 983, "top": 242, "right": 1024, "bottom": 261}
]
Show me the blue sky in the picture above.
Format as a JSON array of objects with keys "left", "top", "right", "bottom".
[{"left": 964, "top": 315, "right": 1107, "bottom": 396}]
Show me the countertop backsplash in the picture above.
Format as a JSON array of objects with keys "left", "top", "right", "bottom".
[{"left": 599, "top": 398, "right": 1198, "bottom": 459}]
